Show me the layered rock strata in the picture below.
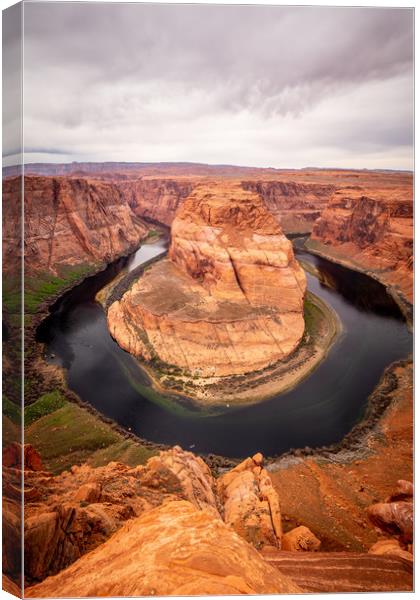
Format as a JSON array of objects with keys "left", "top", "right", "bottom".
[
  {"left": 3, "top": 175, "right": 149, "bottom": 275},
  {"left": 26, "top": 501, "right": 301, "bottom": 598},
  {"left": 262, "top": 548, "right": 412, "bottom": 593},
  {"left": 108, "top": 183, "right": 306, "bottom": 385},
  {"left": 242, "top": 180, "right": 335, "bottom": 233},
  {"left": 309, "top": 186, "right": 413, "bottom": 303},
  {"left": 118, "top": 177, "right": 197, "bottom": 226}
]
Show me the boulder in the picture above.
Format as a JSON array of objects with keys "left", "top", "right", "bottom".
[
  {"left": 281, "top": 526, "right": 321, "bottom": 552},
  {"left": 367, "top": 501, "right": 413, "bottom": 543},
  {"left": 369, "top": 539, "right": 413, "bottom": 562}
]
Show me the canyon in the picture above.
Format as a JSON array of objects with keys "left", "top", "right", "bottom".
[
  {"left": 107, "top": 182, "right": 307, "bottom": 401},
  {"left": 2, "top": 162, "right": 414, "bottom": 597}
]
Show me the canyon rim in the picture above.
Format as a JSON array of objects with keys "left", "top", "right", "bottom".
[{"left": 2, "top": 2, "right": 414, "bottom": 598}]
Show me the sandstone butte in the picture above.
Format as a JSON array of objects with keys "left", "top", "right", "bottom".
[
  {"left": 107, "top": 182, "right": 307, "bottom": 384},
  {"left": 309, "top": 184, "right": 413, "bottom": 304},
  {"left": 3, "top": 443, "right": 413, "bottom": 597}
]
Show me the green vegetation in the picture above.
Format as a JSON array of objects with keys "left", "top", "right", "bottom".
[
  {"left": 26, "top": 402, "right": 120, "bottom": 472},
  {"left": 25, "top": 264, "right": 92, "bottom": 315},
  {"left": 3, "top": 395, "right": 21, "bottom": 424},
  {"left": 303, "top": 295, "right": 324, "bottom": 338},
  {"left": 3, "top": 275, "right": 21, "bottom": 315},
  {"left": 87, "top": 439, "right": 155, "bottom": 468},
  {"left": 146, "top": 229, "right": 160, "bottom": 239},
  {"left": 4, "top": 264, "right": 93, "bottom": 328},
  {"left": 303, "top": 291, "right": 341, "bottom": 351},
  {"left": 25, "top": 398, "right": 157, "bottom": 474},
  {"left": 24, "top": 389, "right": 66, "bottom": 425}
]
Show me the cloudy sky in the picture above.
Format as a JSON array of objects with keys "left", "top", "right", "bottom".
[{"left": 4, "top": 3, "right": 414, "bottom": 169}]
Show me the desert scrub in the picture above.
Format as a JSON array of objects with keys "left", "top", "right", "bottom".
[{"left": 24, "top": 390, "right": 67, "bottom": 425}]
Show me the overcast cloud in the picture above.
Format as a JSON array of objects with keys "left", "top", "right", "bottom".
[{"left": 5, "top": 3, "right": 414, "bottom": 169}]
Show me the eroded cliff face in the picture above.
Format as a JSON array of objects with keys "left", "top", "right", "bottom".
[
  {"left": 107, "top": 183, "right": 306, "bottom": 385},
  {"left": 309, "top": 186, "right": 413, "bottom": 302},
  {"left": 118, "top": 177, "right": 197, "bottom": 226},
  {"left": 242, "top": 180, "right": 335, "bottom": 234},
  {"left": 4, "top": 176, "right": 149, "bottom": 276}
]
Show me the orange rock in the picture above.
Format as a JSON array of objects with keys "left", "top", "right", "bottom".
[
  {"left": 310, "top": 185, "right": 413, "bottom": 303},
  {"left": 367, "top": 501, "right": 413, "bottom": 543},
  {"left": 4, "top": 175, "right": 149, "bottom": 276},
  {"left": 242, "top": 180, "right": 335, "bottom": 234},
  {"left": 24, "top": 445, "right": 44, "bottom": 472},
  {"left": 169, "top": 182, "right": 306, "bottom": 312},
  {"left": 74, "top": 483, "right": 101, "bottom": 504},
  {"left": 108, "top": 182, "right": 306, "bottom": 382},
  {"left": 3, "top": 443, "right": 44, "bottom": 472},
  {"left": 26, "top": 501, "right": 301, "bottom": 598},
  {"left": 138, "top": 446, "right": 219, "bottom": 516},
  {"left": 3, "top": 574, "right": 21, "bottom": 598},
  {"left": 217, "top": 454, "right": 282, "bottom": 549},
  {"left": 281, "top": 526, "right": 321, "bottom": 552},
  {"left": 118, "top": 177, "right": 197, "bottom": 226},
  {"left": 369, "top": 539, "right": 413, "bottom": 562},
  {"left": 261, "top": 547, "right": 413, "bottom": 592},
  {"left": 21, "top": 447, "right": 220, "bottom": 582},
  {"left": 386, "top": 479, "right": 413, "bottom": 502}
]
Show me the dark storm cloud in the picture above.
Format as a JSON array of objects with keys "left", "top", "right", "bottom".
[{"left": 10, "top": 3, "right": 414, "bottom": 169}]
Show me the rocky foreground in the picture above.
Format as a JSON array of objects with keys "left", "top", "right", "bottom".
[
  {"left": 3, "top": 443, "right": 413, "bottom": 596},
  {"left": 107, "top": 182, "right": 306, "bottom": 396}
]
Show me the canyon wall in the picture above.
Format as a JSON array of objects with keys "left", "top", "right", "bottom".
[
  {"left": 117, "top": 177, "right": 197, "bottom": 226},
  {"left": 310, "top": 186, "right": 413, "bottom": 302},
  {"left": 242, "top": 180, "right": 335, "bottom": 233},
  {"left": 107, "top": 183, "right": 306, "bottom": 382},
  {"left": 3, "top": 176, "right": 149, "bottom": 275},
  {"left": 5, "top": 167, "right": 411, "bottom": 284}
]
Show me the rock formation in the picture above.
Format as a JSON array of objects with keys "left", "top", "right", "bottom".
[
  {"left": 3, "top": 175, "right": 149, "bottom": 276},
  {"left": 107, "top": 182, "right": 306, "bottom": 385},
  {"left": 217, "top": 453, "right": 282, "bottom": 548},
  {"left": 367, "top": 480, "right": 413, "bottom": 544},
  {"left": 261, "top": 547, "right": 412, "bottom": 593},
  {"left": 26, "top": 501, "right": 301, "bottom": 598},
  {"left": 281, "top": 525, "right": 321, "bottom": 552},
  {"left": 242, "top": 180, "right": 335, "bottom": 233},
  {"left": 309, "top": 185, "right": 413, "bottom": 302},
  {"left": 3, "top": 442, "right": 412, "bottom": 596},
  {"left": 118, "top": 177, "right": 197, "bottom": 226},
  {"left": 21, "top": 446, "right": 221, "bottom": 582},
  {"left": 368, "top": 539, "right": 413, "bottom": 563}
]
